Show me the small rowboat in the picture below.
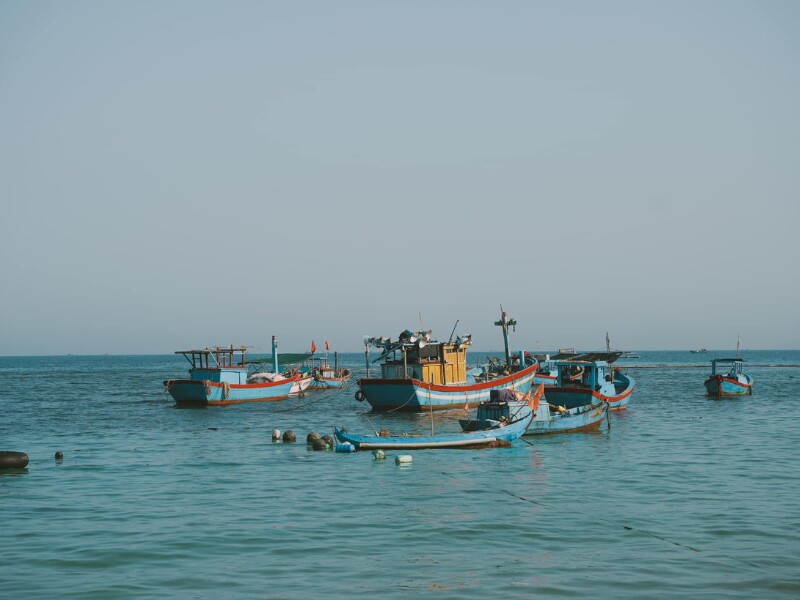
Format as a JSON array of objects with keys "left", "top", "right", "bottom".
[{"left": 334, "top": 406, "right": 533, "bottom": 450}]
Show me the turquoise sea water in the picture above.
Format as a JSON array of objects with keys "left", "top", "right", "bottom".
[{"left": 1, "top": 350, "right": 799, "bottom": 599}]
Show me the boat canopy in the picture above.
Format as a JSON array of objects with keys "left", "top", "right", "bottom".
[
  {"left": 551, "top": 351, "right": 622, "bottom": 363},
  {"left": 175, "top": 346, "right": 252, "bottom": 369},
  {"left": 249, "top": 352, "right": 313, "bottom": 367}
]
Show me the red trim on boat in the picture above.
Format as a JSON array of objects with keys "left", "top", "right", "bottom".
[{"left": 359, "top": 363, "right": 537, "bottom": 393}]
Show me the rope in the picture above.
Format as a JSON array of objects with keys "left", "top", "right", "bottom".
[
  {"left": 268, "top": 389, "right": 337, "bottom": 413},
  {"left": 498, "top": 490, "right": 762, "bottom": 570},
  {"left": 383, "top": 388, "right": 419, "bottom": 413}
]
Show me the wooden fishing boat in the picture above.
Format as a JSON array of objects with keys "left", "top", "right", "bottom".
[
  {"left": 532, "top": 353, "right": 585, "bottom": 385},
  {"left": 164, "top": 337, "right": 309, "bottom": 407},
  {"left": 355, "top": 310, "right": 537, "bottom": 412},
  {"left": 704, "top": 358, "right": 752, "bottom": 396},
  {"left": 460, "top": 385, "right": 608, "bottom": 435},
  {"left": 542, "top": 355, "right": 634, "bottom": 411},
  {"left": 308, "top": 352, "right": 352, "bottom": 389},
  {"left": 334, "top": 405, "right": 533, "bottom": 450}
]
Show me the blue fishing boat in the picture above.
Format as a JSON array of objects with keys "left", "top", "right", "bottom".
[
  {"left": 704, "top": 358, "right": 752, "bottom": 396},
  {"left": 309, "top": 352, "right": 352, "bottom": 389},
  {"left": 541, "top": 354, "right": 635, "bottom": 411},
  {"left": 460, "top": 386, "right": 608, "bottom": 435},
  {"left": 164, "top": 337, "right": 306, "bottom": 407},
  {"left": 334, "top": 405, "right": 533, "bottom": 450},
  {"left": 354, "top": 310, "right": 538, "bottom": 412},
  {"left": 532, "top": 354, "right": 558, "bottom": 385}
]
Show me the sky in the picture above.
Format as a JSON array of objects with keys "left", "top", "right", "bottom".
[{"left": 1, "top": 1, "right": 799, "bottom": 355}]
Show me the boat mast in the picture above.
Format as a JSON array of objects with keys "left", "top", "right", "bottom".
[
  {"left": 494, "top": 306, "right": 516, "bottom": 370},
  {"left": 272, "top": 336, "right": 279, "bottom": 374},
  {"left": 363, "top": 336, "right": 370, "bottom": 378}
]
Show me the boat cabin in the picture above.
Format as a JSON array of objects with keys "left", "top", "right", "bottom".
[
  {"left": 379, "top": 342, "right": 468, "bottom": 385},
  {"left": 176, "top": 346, "right": 252, "bottom": 384},
  {"left": 710, "top": 358, "right": 745, "bottom": 378},
  {"left": 555, "top": 360, "right": 614, "bottom": 389}
]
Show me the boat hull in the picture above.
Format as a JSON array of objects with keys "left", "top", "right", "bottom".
[
  {"left": 357, "top": 364, "right": 538, "bottom": 412},
  {"left": 525, "top": 402, "right": 607, "bottom": 435},
  {"left": 544, "top": 374, "right": 635, "bottom": 411},
  {"left": 533, "top": 372, "right": 557, "bottom": 386},
  {"left": 704, "top": 374, "right": 753, "bottom": 396},
  {"left": 309, "top": 377, "right": 349, "bottom": 389},
  {"left": 309, "top": 370, "right": 352, "bottom": 389},
  {"left": 291, "top": 376, "right": 314, "bottom": 395},
  {"left": 334, "top": 408, "right": 532, "bottom": 450},
  {"left": 164, "top": 377, "right": 297, "bottom": 407}
]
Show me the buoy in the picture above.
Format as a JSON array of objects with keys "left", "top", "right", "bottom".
[
  {"left": 311, "top": 438, "right": 327, "bottom": 451},
  {"left": 395, "top": 455, "right": 412, "bottom": 465},
  {"left": 306, "top": 431, "right": 320, "bottom": 444},
  {"left": 283, "top": 430, "right": 296, "bottom": 443},
  {"left": 335, "top": 443, "right": 356, "bottom": 453},
  {"left": 354, "top": 390, "right": 365, "bottom": 402},
  {"left": 272, "top": 429, "right": 281, "bottom": 441},
  {"left": 0, "top": 451, "right": 29, "bottom": 470},
  {"left": 372, "top": 449, "right": 385, "bottom": 460},
  {"left": 55, "top": 451, "right": 63, "bottom": 461}
]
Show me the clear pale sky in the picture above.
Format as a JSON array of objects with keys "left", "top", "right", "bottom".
[{"left": 1, "top": 1, "right": 798, "bottom": 355}]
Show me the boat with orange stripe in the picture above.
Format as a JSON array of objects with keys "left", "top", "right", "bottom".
[{"left": 355, "top": 309, "right": 537, "bottom": 412}]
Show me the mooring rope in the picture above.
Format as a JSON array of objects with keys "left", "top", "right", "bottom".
[{"left": 500, "top": 488, "right": 762, "bottom": 570}]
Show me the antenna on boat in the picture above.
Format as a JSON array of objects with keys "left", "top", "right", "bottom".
[
  {"left": 494, "top": 305, "right": 516, "bottom": 370},
  {"left": 447, "top": 319, "right": 459, "bottom": 344},
  {"left": 736, "top": 333, "right": 740, "bottom": 359}
]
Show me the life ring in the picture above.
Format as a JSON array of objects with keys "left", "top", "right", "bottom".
[
  {"left": 0, "top": 451, "right": 29, "bottom": 469},
  {"left": 354, "top": 390, "right": 366, "bottom": 402}
]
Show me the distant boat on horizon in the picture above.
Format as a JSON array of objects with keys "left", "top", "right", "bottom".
[{"left": 690, "top": 348, "right": 709, "bottom": 354}]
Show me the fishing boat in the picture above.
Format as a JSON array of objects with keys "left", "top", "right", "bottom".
[
  {"left": 532, "top": 354, "right": 558, "bottom": 385},
  {"left": 533, "top": 353, "right": 586, "bottom": 385},
  {"left": 308, "top": 352, "right": 352, "bottom": 389},
  {"left": 355, "top": 310, "right": 538, "bottom": 412},
  {"left": 244, "top": 343, "right": 315, "bottom": 396},
  {"left": 334, "top": 404, "right": 533, "bottom": 450},
  {"left": 541, "top": 354, "right": 635, "bottom": 411},
  {"left": 164, "top": 337, "right": 311, "bottom": 406},
  {"left": 704, "top": 358, "right": 752, "bottom": 396},
  {"left": 460, "top": 386, "right": 608, "bottom": 435},
  {"left": 690, "top": 348, "right": 709, "bottom": 354}
]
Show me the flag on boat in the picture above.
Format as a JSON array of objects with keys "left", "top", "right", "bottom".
[
  {"left": 325, "top": 340, "right": 330, "bottom": 351},
  {"left": 528, "top": 383, "right": 544, "bottom": 412},
  {"left": 311, "top": 340, "right": 317, "bottom": 353}
]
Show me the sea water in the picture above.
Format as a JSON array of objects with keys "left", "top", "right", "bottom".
[{"left": 1, "top": 351, "right": 799, "bottom": 599}]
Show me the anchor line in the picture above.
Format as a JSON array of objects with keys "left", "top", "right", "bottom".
[{"left": 500, "top": 489, "right": 762, "bottom": 570}]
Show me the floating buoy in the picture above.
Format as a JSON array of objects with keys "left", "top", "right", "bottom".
[
  {"left": 395, "top": 455, "right": 412, "bottom": 465},
  {"left": 306, "top": 431, "right": 320, "bottom": 444},
  {"left": 283, "top": 430, "right": 296, "bottom": 443},
  {"left": 335, "top": 443, "right": 356, "bottom": 453},
  {"left": 0, "top": 451, "right": 29, "bottom": 470},
  {"left": 372, "top": 449, "right": 385, "bottom": 460},
  {"left": 311, "top": 438, "right": 328, "bottom": 451},
  {"left": 55, "top": 451, "right": 63, "bottom": 461},
  {"left": 272, "top": 429, "right": 281, "bottom": 441}
]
